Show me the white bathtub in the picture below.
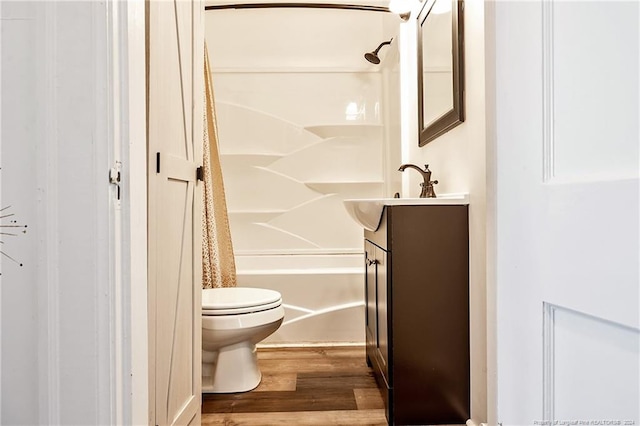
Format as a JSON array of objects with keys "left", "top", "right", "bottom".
[{"left": 235, "top": 253, "right": 365, "bottom": 346}]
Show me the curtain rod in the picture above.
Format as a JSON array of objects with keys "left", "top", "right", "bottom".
[{"left": 204, "top": 3, "right": 391, "bottom": 13}]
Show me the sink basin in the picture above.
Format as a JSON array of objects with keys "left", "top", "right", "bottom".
[{"left": 343, "top": 193, "right": 469, "bottom": 231}]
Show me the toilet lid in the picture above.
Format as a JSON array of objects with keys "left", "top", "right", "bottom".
[{"left": 202, "top": 287, "right": 282, "bottom": 315}]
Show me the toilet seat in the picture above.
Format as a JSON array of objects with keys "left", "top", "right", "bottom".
[{"left": 202, "top": 287, "right": 282, "bottom": 316}]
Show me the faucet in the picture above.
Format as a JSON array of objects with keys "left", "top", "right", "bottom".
[{"left": 398, "top": 164, "right": 439, "bottom": 198}]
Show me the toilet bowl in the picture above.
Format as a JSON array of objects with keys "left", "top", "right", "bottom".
[{"left": 201, "top": 287, "right": 284, "bottom": 393}]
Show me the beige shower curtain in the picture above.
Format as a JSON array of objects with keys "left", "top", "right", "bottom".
[{"left": 202, "top": 45, "right": 237, "bottom": 289}]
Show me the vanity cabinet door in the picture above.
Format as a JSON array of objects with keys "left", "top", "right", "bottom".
[
  {"left": 366, "top": 241, "right": 390, "bottom": 386},
  {"left": 374, "top": 247, "right": 389, "bottom": 386},
  {"left": 366, "top": 239, "right": 392, "bottom": 419},
  {"left": 364, "top": 241, "right": 378, "bottom": 361}
]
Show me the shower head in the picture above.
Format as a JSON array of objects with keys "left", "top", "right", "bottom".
[
  {"left": 364, "top": 52, "right": 381, "bottom": 64},
  {"left": 364, "top": 39, "right": 393, "bottom": 64}
]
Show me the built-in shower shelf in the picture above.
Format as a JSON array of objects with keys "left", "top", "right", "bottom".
[
  {"left": 304, "top": 181, "right": 384, "bottom": 197},
  {"left": 219, "top": 153, "right": 284, "bottom": 167},
  {"left": 304, "top": 124, "right": 383, "bottom": 139}
]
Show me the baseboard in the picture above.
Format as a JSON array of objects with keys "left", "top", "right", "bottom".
[
  {"left": 467, "top": 419, "right": 489, "bottom": 426},
  {"left": 257, "top": 342, "right": 366, "bottom": 349}
]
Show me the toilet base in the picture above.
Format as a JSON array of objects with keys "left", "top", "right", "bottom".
[{"left": 202, "top": 341, "right": 261, "bottom": 393}]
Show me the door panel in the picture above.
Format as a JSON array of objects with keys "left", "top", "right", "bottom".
[
  {"left": 494, "top": 1, "right": 639, "bottom": 424},
  {"left": 546, "top": 305, "right": 639, "bottom": 419},
  {"left": 159, "top": 176, "right": 195, "bottom": 423},
  {"left": 147, "top": 0, "right": 203, "bottom": 425}
]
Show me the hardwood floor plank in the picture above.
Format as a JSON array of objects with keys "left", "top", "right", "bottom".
[
  {"left": 353, "top": 388, "right": 385, "bottom": 410},
  {"left": 202, "top": 388, "right": 358, "bottom": 413},
  {"left": 253, "top": 372, "right": 297, "bottom": 392},
  {"left": 258, "top": 358, "right": 369, "bottom": 375},
  {"left": 201, "top": 409, "right": 388, "bottom": 426},
  {"left": 296, "top": 371, "right": 378, "bottom": 390}
]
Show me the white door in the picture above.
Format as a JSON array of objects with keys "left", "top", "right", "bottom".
[
  {"left": 493, "top": 1, "right": 639, "bottom": 424},
  {"left": 147, "top": 1, "right": 204, "bottom": 425}
]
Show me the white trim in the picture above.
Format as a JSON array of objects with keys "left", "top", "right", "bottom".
[
  {"left": 541, "top": 0, "right": 554, "bottom": 183},
  {"left": 398, "top": 16, "right": 416, "bottom": 197},
  {"left": 542, "top": 302, "right": 555, "bottom": 424},
  {"left": 107, "top": 0, "right": 148, "bottom": 424},
  {"left": 121, "top": 0, "right": 149, "bottom": 424},
  {"left": 100, "top": 0, "right": 149, "bottom": 423},
  {"left": 108, "top": 1, "right": 125, "bottom": 423},
  {"left": 211, "top": 66, "right": 384, "bottom": 73},
  {"left": 0, "top": 27, "right": 2, "bottom": 426},
  {"left": 258, "top": 342, "right": 365, "bottom": 348},
  {"left": 0, "top": 4, "right": 3, "bottom": 420},
  {"left": 92, "top": 1, "right": 115, "bottom": 422}
]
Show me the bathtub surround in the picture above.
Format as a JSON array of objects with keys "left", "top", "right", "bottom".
[
  {"left": 205, "top": 8, "right": 400, "bottom": 344},
  {"left": 202, "top": 46, "right": 237, "bottom": 289},
  {"left": 235, "top": 254, "right": 365, "bottom": 344}
]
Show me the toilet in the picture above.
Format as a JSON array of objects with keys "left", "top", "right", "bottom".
[{"left": 201, "top": 287, "right": 284, "bottom": 393}]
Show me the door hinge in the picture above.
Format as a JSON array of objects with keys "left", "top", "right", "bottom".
[
  {"left": 196, "top": 166, "right": 204, "bottom": 182},
  {"left": 109, "top": 161, "right": 122, "bottom": 201},
  {"left": 156, "top": 152, "right": 161, "bottom": 173}
]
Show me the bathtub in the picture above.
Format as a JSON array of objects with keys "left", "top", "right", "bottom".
[{"left": 235, "top": 253, "right": 365, "bottom": 346}]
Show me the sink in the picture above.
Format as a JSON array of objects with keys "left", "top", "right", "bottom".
[{"left": 343, "top": 193, "right": 469, "bottom": 231}]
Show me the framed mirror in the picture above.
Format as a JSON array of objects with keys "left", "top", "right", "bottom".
[{"left": 417, "top": 0, "right": 464, "bottom": 146}]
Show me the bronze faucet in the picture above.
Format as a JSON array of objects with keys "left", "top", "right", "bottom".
[{"left": 398, "top": 164, "right": 438, "bottom": 198}]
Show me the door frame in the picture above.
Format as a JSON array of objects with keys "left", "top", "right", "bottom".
[{"left": 110, "top": 0, "right": 148, "bottom": 424}]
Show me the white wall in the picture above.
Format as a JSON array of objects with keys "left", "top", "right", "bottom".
[
  {"left": 0, "top": 1, "right": 143, "bottom": 424},
  {"left": 484, "top": 2, "right": 497, "bottom": 424},
  {"left": 398, "top": 0, "right": 488, "bottom": 422},
  {"left": 1, "top": 4, "right": 40, "bottom": 422}
]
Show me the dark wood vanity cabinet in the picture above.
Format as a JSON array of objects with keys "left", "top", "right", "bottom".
[{"left": 364, "top": 204, "right": 470, "bottom": 425}]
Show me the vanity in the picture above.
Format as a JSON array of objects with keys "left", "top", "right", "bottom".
[{"left": 347, "top": 196, "right": 470, "bottom": 425}]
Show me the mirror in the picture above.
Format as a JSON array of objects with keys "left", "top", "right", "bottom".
[{"left": 417, "top": 0, "right": 464, "bottom": 146}]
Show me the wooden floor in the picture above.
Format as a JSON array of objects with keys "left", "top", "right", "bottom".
[{"left": 201, "top": 346, "right": 388, "bottom": 426}]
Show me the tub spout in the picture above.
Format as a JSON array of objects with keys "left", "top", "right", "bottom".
[{"left": 398, "top": 164, "right": 438, "bottom": 198}]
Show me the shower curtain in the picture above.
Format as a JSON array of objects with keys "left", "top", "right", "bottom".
[{"left": 202, "top": 45, "right": 237, "bottom": 289}]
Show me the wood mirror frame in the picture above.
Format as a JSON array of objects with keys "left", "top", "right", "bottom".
[{"left": 417, "top": 0, "right": 465, "bottom": 147}]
